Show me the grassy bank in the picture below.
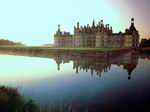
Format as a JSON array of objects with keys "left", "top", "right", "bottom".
[
  {"left": 0, "top": 85, "right": 91, "bottom": 112},
  {"left": 0, "top": 86, "right": 40, "bottom": 112},
  {"left": 0, "top": 45, "right": 129, "bottom": 52}
]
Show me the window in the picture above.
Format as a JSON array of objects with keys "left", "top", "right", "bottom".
[{"left": 133, "top": 44, "right": 134, "bottom": 47}]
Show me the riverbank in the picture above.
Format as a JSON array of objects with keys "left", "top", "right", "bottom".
[
  {"left": 0, "top": 46, "right": 129, "bottom": 51},
  {"left": 0, "top": 46, "right": 132, "bottom": 57},
  {"left": 0, "top": 86, "right": 40, "bottom": 112},
  {"left": 140, "top": 47, "right": 150, "bottom": 52}
]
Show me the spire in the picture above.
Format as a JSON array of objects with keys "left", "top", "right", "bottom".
[
  {"left": 56, "top": 24, "right": 62, "bottom": 36},
  {"left": 110, "top": 26, "right": 112, "bottom": 30},
  {"left": 105, "top": 24, "right": 108, "bottom": 28},
  {"left": 110, "top": 26, "right": 113, "bottom": 33},
  {"left": 58, "top": 24, "right": 60, "bottom": 31},
  {"left": 128, "top": 75, "right": 131, "bottom": 80},
  {"left": 92, "top": 19, "right": 95, "bottom": 27},
  {"left": 131, "top": 18, "right": 134, "bottom": 25},
  {"left": 129, "top": 18, "right": 137, "bottom": 33},
  {"left": 107, "top": 24, "right": 110, "bottom": 30},
  {"left": 77, "top": 22, "right": 79, "bottom": 29},
  {"left": 98, "top": 22, "right": 101, "bottom": 26},
  {"left": 76, "top": 67, "right": 78, "bottom": 74},
  {"left": 101, "top": 20, "right": 103, "bottom": 24},
  {"left": 87, "top": 24, "right": 89, "bottom": 28},
  {"left": 57, "top": 63, "right": 60, "bottom": 70},
  {"left": 101, "top": 20, "right": 104, "bottom": 27}
]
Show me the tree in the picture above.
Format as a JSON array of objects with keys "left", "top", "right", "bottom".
[{"left": 140, "top": 38, "right": 150, "bottom": 47}]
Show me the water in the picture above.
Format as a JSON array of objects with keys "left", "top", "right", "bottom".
[{"left": 0, "top": 51, "right": 150, "bottom": 112}]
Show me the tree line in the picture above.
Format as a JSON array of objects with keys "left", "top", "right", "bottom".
[
  {"left": 140, "top": 38, "right": 150, "bottom": 47},
  {"left": 0, "top": 39, "right": 23, "bottom": 46}
]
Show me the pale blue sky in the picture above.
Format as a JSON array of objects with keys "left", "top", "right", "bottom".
[{"left": 0, "top": 0, "right": 149, "bottom": 45}]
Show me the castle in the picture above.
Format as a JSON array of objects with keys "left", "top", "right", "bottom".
[{"left": 54, "top": 18, "right": 139, "bottom": 48}]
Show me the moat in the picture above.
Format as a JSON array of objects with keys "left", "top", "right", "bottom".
[{"left": 0, "top": 50, "right": 150, "bottom": 112}]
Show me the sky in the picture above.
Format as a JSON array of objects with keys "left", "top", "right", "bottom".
[{"left": 0, "top": 0, "right": 149, "bottom": 45}]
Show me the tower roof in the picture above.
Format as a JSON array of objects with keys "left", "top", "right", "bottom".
[
  {"left": 129, "top": 24, "right": 137, "bottom": 33},
  {"left": 129, "top": 18, "right": 137, "bottom": 33}
]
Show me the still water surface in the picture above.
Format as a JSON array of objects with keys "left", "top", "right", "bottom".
[{"left": 0, "top": 52, "right": 150, "bottom": 111}]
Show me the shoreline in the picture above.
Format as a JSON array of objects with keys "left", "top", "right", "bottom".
[
  {"left": 140, "top": 47, "right": 150, "bottom": 52},
  {"left": 0, "top": 46, "right": 132, "bottom": 52},
  {"left": 0, "top": 46, "right": 133, "bottom": 57}
]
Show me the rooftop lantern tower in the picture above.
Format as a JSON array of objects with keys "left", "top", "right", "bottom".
[{"left": 129, "top": 18, "right": 137, "bottom": 33}]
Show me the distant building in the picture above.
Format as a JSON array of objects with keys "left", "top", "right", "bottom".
[{"left": 54, "top": 18, "right": 139, "bottom": 48}]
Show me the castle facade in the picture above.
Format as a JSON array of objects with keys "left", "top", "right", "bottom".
[{"left": 54, "top": 18, "right": 139, "bottom": 48}]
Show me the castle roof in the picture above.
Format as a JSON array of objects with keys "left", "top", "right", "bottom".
[{"left": 129, "top": 23, "right": 137, "bottom": 33}]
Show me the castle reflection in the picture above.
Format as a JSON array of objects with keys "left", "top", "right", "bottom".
[
  {"left": 54, "top": 52, "right": 138, "bottom": 80},
  {"left": 0, "top": 48, "right": 149, "bottom": 80}
]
